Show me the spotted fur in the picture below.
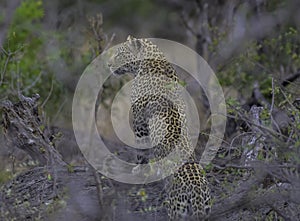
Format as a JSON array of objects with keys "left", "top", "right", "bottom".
[{"left": 108, "top": 36, "right": 211, "bottom": 220}]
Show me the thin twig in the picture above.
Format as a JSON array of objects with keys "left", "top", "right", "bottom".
[
  {"left": 103, "top": 33, "right": 116, "bottom": 52},
  {"left": 229, "top": 131, "right": 254, "bottom": 149},
  {"left": 21, "top": 71, "right": 42, "bottom": 93},
  {"left": 52, "top": 97, "right": 67, "bottom": 124},
  {"left": 270, "top": 78, "right": 281, "bottom": 132},
  {"left": 41, "top": 77, "right": 54, "bottom": 109},
  {"left": 0, "top": 50, "right": 11, "bottom": 87}
]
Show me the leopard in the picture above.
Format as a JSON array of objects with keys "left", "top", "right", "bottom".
[{"left": 108, "top": 35, "right": 211, "bottom": 220}]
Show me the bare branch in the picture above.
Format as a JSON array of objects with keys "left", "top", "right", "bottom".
[
  {"left": 281, "top": 70, "right": 300, "bottom": 87},
  {"left": 1, "top": 94, "right": 65, "bottom": 166}
]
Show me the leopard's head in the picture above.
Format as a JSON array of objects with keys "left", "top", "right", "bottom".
[{"left": 108, "top": 36, "right": 165, "bottom": 76}]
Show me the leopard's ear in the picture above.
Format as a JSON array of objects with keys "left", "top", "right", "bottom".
[
  {"left": 127, "top": 35, "right": 136, "bottom": 41},
  {"left": 127, "top": 35, "right": 140, "bottom": 49},
  {"left": 127, "top": 36, "right": 143, "bottom": 55}
]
